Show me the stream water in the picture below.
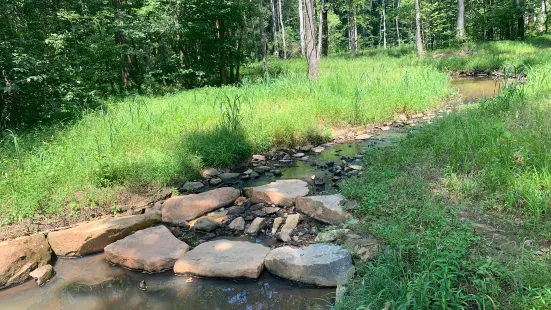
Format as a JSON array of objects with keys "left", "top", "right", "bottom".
[{"left": 0, "top": 77, "right": 502, "bottom": 310}]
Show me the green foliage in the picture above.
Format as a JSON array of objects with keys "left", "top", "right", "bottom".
[
  {"left": 338, "top": 62, "right": 551, "bottom": 307},
  {"left": 0, "top": 55, "right": 451, "bottom": 223}
]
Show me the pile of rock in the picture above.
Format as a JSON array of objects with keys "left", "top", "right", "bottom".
[{"left": 0, "top": 178, "right": 380, "bottom": 292}]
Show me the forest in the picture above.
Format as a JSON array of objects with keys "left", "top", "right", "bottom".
[
  {"left": 1, "top": 0, "right": 548, "bottom": 128},
  {"left": 2, "top": 0, "right": 551, "bottom": 309}
]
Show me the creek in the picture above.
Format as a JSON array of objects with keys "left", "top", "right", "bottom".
[{"left": 0, "top": 77, "right": 502, "bottom": 310}]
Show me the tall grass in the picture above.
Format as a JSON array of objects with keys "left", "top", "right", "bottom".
[
  {"left": 339, "top": 62, "right": 551, "bottom": 309},
  {"left": 0, "top": 56, "right": 451, "bottom": 223}
]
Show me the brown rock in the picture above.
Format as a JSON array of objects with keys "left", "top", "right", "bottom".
[
  {"left": 162, "top": 187, "right": 240, "bottom": 224},
  {"left": 295, "top": 194, "right": 349, "bottom": 224},
  {"left": 29, "top": 264, "right": 54, "bottom": 286},
  {"left": 0, "top": 234, "right": 51, "bottom": 289},
  {"left": 246, "top": 217, "right": 267, "bottom": 235},
  {"left": 47, "top": 212, "right": 160, "bottom": 257},
  {"left": 244, "top": 180, "right": 309, "bottom": 207},
  {"left": 279, "top": 214, "right": 302, "bottom": 242},
  {"left": 104, "top": 226, "right": 189, "bottom": 273},
  {"left": 174, "top": 240, "right": 271, "bottom": 279}
]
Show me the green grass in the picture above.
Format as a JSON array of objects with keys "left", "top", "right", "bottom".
[
  {"left": 338, "top": 58, "right": 551, "bottom": 308},
  {"left": 0, "top": 56, "right": 452, "bottom": 223}
]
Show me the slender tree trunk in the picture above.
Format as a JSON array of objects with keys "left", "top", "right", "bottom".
[
  {"left": 278, "top": 0, "right": 287, "bottom": 59},
  {"left": 305, "top": 0, "right": 318, "bottom": 79},
  {"left": 299, "top": 0, "right": 306, "bottom": 56},
  {"left": 322, "top": 6, "right": 329, "bottom": 55},
  {"left": 260, "top": 0, "right": 268, "bottom": 72},
  {"left": 382, "top": 0, "right": 387, "bottom": 49},
  {"left": 517, "top": 0, "right": 525, "bottom": 40},
  {"left": 457, "top": 0, "right": 465, "bottom": 37},
  {"left": 395, "top": 0, "right": 401, "bottom": 46},
  {"left": 348, "top": 0, "right": 358, "bottom": 56},
  {"left": 317, "top": 0, "right": 324, "bottom": 58},
  {"left": 270, "top": 0, "right": 278, "bottom": 55},
  {"left": 415, "top": 0, "right": 424, "bottom": 56},
  {"left": 540, "top": 0, "right": 547, "bottom": 33}
]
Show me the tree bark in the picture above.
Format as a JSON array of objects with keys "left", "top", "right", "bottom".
[
  {"left": 322, "top": 5, "right": 329, "bottom": 56},
  {"left": 299, "top": 0, "right": 306, "bottom": 56},
  {"left": 270, "top": 0, "right": 278, "bottom": 55},
  {"left": 540, "top": 0, "right": 547, "bottom": 33},
  {"left": 259, "top": 0, "right": 268, "bottom": 72},
  {"left": 415, "top": 0, "right": 424, "bottom": 56},
  {"left": 348, "top": 0, "right": 358, "bottom": 56},
  {"left": 278, "top": 0, "right": 287, "bottom": 59},
  {"left": 317, "top": 0, "right": 324, "bottom": 58},
  {"left": 382, "top": 0, "right": 387, "bottom": 49},
  {"left": 457, "top": 0, "right": 465, "bottom": 37},
  {"left": 517, "top": 0, "right": 524, "bottom": 40},
  {"left": 395, "top": 0, "right": 401, "bottom": 46},
  {"left": 305, "top": 0, "right": 318, "bottom": 79}
]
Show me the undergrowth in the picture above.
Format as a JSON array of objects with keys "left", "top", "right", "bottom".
[
  {"left": 338, "top": 60, "right": 551, "bottom": 308},
  {"left": 0, "top": 56, "right": 450, "bottom": 223}
]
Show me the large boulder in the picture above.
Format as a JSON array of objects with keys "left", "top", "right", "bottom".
[
  {"left": 264, "top": 243, "right": 353, "bottom": 287},
  {"left": 244, "top": 180, "right": 309, "bottom": 207},
  {"left": 295, "top": 194, "right": 349, "bottom": 224},
  {"left": 47, "top": 212, "right": 160, "bottom": 257},
  {"left": 104, "top": 225, "right": 189, "bottom": 273},
  {"left": 162, "top": 187, "right": 240, "bottom": 224},
  {"left": 0, "top": 234, "right": 51, "bottom": 289},
  {"left": 174, "top": 240, "right": 271, "bottom": 279}
]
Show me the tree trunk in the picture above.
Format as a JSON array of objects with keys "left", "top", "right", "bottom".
[
  {"left": 348, "top": 0, "right": 358, "bottom": 56},
  {"left": 382, "top": 0, "right": 387, "bottom": 49},
  {"left": 322, "top": 6, "right": 329, "bottom": 56},
  {"left": 517, "top": 0, "right": 524, "bottom": 40},
  {"left": 395, "top": 0, "right": 401, "bottom": 46},
  {"left": 270, "top": 0, "right": 278, "bottom": 55},
  {"left": 415, "top": 0, "right": 424, "bottom": 56},
  {"left": 278, "top": 0, "right": 287, "bottom": 59},
  {"left": 540, "top": 0, "right": 547, "bottom": 33},
  {"left": 260, "top": 0, "right": 268, "bottom": 72},
  {"left": 317, "top": 0, "right": 324, "bottom": 58},
  {"left": 299, "top": 0, "right": 306, "bottom": 56},
  {"left": 305, "top": 0, "right": 318, "bottom": 79},
  {"left": 457, "top": 0, "right": 465, "bottom": 37}
]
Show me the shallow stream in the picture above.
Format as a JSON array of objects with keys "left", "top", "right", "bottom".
[{"left": 0, "top": 77, "right": 502, "bottom": 310}]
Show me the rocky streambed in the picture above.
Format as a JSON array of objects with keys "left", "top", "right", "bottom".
[{"left": 0, "top": 77, "right": 502, "bottom": 309}]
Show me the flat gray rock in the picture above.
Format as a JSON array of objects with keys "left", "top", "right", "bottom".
[
  {"left": 264, "top": 243, "right": 353, "bottom": 287},
  {"left": 105, "top": 226, "right": 190, "bottom": 273},
  {"left": 174, "top": 240, "right": 271, "bottom": 279},
  {"left": 162, "top": 187, "right": 240, "bottom": 223},
  {"left": 296, "top": 194, "right": 349, "bottom": 224},
  {"left": 244, "top": 180, "right": 309, "bottom": 207}
]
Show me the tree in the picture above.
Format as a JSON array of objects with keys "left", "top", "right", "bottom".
[
  {"left": 260, "top": 0, "right": 268, "bottom": 72},
  {"left": 382, "top": 0, "right": 387, "bottom": 49},
  {"left": 517, "top": 0, "right": 525, "bottom": 40},
  {"left": 415, "top": 0, "right": 424, "bottom": 56},
  {"left": 457, "top": 0, "right": 465, "bottom": 37},
  {"left": 540, "top": 0, "right": 548, "bottom": 33},
  {"left": 270, "top": 0, "right": 279, "bottom": 55},
  {"left": 318, "top": 0, "right": 325, "bottom": 58},
  {"left": 305, "top": 0, "right": 319, "bottom": 79},
  {"left": 395, "top": 0, "right": 401, "bottom": 46},
  {"left": 299, "top": 0, "right": 306, "bottom": 55},
  {"left": 278, "top": 0, "right": 287, "bottom": 58},
  {"left": 348, "top": 0, "right": 358, "bottom": 56}
]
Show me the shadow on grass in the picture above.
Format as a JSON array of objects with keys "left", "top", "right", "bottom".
[{"left": 182, "top": 126, "right": 253, "bottom": 169}]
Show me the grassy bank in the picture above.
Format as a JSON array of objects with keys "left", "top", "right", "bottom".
[
  {"left": 0, "top": 56, "right": 451, "bottom": 224},
  {"left": 339, "top": 60, "right": 551, "bottom": 308}
]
